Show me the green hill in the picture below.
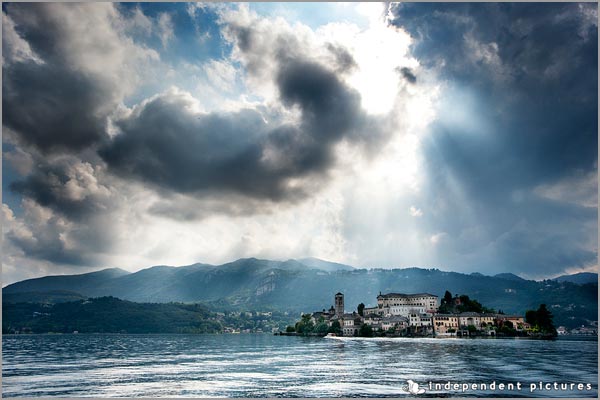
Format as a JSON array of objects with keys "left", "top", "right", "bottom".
[{"left": 2, "top": 297, "right": 220, "bottom": 334}]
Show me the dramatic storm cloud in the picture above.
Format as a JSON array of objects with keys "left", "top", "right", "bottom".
[
  {"left": 98, "top": 6, "right": 388, "bottom": 203},
  {"left": 387, "top": 2, "right": 598, "bottom": 276},
  {"left": 1, "top": 3, "right": 597, "bottom": 284},
  {"left": 99, "top": 59, "right": 380, "bottom": 201}
]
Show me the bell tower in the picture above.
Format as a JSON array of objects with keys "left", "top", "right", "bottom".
[{"left": 335, "top": 292, "right": 344, "bottom": 317}]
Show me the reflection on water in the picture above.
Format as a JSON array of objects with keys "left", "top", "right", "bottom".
[{"left": 2, "top": 334, "right": 597, "bottom": 397}]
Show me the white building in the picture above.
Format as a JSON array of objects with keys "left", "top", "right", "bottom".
[
  {"left": 408, "top": 313, "right": 433, "bottom": 327},
  {"left": 376, "top": 292, "right": 439, "bottom": 317}
]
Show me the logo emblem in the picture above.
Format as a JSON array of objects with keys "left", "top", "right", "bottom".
[{"left": 404, "top": 380, "right": 426, "bottom": 395}]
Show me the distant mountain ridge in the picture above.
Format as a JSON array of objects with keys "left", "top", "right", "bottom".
[
  {"left": 297, "top": 257, "right": 354, "bottom": 272},
  {"left": 494, "top": 273, "right": 526, "bottom": 282},
  {"left": 552, "top": 272, "right": 597, "bottom": 285},
  {"left": 3, "top": 258, "right": 597, "bottom": 329},
  {"left": 4, "top": 267, "right": 130, "bottom": 294}
]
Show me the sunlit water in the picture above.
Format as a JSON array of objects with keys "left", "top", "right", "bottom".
[{"left": 2, "top": 334, "right": 597, "bottom": 397}]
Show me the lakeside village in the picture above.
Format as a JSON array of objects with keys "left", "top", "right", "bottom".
[{"left": 279, "top": 291, "right": 563, "bottom": 338}]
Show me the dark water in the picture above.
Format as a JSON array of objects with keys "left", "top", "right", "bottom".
[{"left": 2, "top": 334, "right": 597, "bottom": 397}]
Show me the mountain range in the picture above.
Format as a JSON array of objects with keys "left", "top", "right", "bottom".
[
  {"left": 552, "top": 272, "right": 598, "bottom": 285},
  {"left": 3, "top": 258, "right": 597, "bottom": 328}
]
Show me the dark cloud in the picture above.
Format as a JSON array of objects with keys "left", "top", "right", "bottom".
[
  {"left": 5, "top": 223, "right": 89, "bottom": 267},
  {"left": 389, "top": 3, "right": 597, "bottom": 276},
  {"left": 1, "top": 3, "right": 151, "bottom": 270},
  {"left": 2, "top": 4, "right": 106, "bottom": 153},
  {"left": 3, "top": 62, "right": 112, "bottom": 153},
  {"left": 276, "top": 60, "right": 363, "bottom": 144},
  {"left": 2, "top": 3, "right": 388, "bottom": 273},
  {"left": 399, "top": 67, "right": 417, "bottom": 84},
  {"left": 2, "top": 3, "right": 152, "bottom": 154},
  {"left": 4, "top": 154, "right": 125, "bottom": 268},
  {"left": 100, "top": 97, "right": 290, "bottom": 199},
  {"left": 3, "top": 196, "right": 116, "bottom": 267},
  {"left": 100, "top": 34, "right": 381, "bottom": 202},
  {"left": 389, "top": 1, "right": 597, "bottom": 199},
  {"left": 9, "top": 160, "right": 112, "bottom": 220}
]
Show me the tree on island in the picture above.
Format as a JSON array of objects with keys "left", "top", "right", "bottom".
[
  {"left": 438, "top": 291, "right": 454, "bottom": 313},
  {"left": 314, "top": 317, "right": 329, "bottom": 335},
  {"left": 498, "top": 320, "right": 516, "bottom": 336},
  {"left": 359, "top": 323, "right": 373, "bottom": 337},
  {"left": 357, "top": 303, "right": 365, "bottom": 316},
  {"left": 526, "top": 304, "right": 557, "bottom": 337},
  {"left": 438, "top": 291, "right": 495, "bottom": 314},
  {"left": 443, "top": 290, "right": 453, "bottom": 305},
  {"left": 328, "top": 320, "right": 342, "bottom": 335},
  {"left": 456, "top": 295, "right": 496, "bottom": 314},
  {"left": 295, "top": 314, "right": 314, "bottom": 334}
]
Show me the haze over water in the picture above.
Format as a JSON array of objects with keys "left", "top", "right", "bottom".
[{"left": 2, "top": 334, "right": 597, "bottom": 397}]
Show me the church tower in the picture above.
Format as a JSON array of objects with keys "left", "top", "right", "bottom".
[{"left": 335, "top": 292, "right": 344, "bottom": 317}]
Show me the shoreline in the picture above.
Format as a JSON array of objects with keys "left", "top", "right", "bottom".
[{"left": 3, "top": 332, "right": 596, "bottom": 341}]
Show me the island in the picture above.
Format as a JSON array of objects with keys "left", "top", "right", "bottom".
[{"left": 281, "top": 291, "right": 558, "bottom": 338}]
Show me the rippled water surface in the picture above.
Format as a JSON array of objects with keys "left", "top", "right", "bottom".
[{"left": 2, "top": 334, "right": 597, "bottom": 397}]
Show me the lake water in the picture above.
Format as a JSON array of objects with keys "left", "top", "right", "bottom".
[{"left": 2, "top": 334, "right": 597, "bottom": 397}]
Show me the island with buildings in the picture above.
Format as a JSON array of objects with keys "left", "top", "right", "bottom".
[{"left": 281, "top": 291, "right": 558, "bottom": 338}]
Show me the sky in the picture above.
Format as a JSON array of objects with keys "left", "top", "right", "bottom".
[{"left": 2, "top": 2, "right": 598, "bottom": 284}]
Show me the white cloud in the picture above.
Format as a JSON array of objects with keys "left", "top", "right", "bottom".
[
  {"left": 409, "top": 206, "right": 423, "bottom": 217},
  {"left": 56, "top": 4, "right": 159, "bottom": 94},
  {"left": 125, "top": 7, "right": 153, "bottom": 36},
  {"left": 321, "top": 18, "right": 414, "bottom": 115},
  {"left": 2, "top": 203, "right": 35, "bottom": 245},
  {"left": 202, "top": 59, "right": 237, "bottom": 92},
  {"left": 218, "top": 3, "right": 415, "bottom": 117},
  {"left": 355, "top": 2, "right": 387, "bottom": 25},
  {"left": 157, "top": 12, "right": 175, "bottom": 48},
  {"left": 62, "top": 162, "right": 112, "bottom": 203}
]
